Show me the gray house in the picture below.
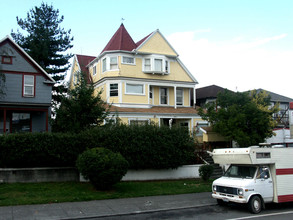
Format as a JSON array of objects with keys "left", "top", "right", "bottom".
[{"left": 0, "top": 36, "right": 55, "bottom": 134}]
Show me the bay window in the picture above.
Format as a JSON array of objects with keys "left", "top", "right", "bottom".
[{"left": 143, "top": 57, "right": 170, "bottom": 74}]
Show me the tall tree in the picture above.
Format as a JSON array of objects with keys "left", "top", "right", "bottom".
[
  {"left": 52, "top": 71, "right": 109, "bottom": 133},
  {"left": 11, "top": 2, "right": 73, "bottom": 103},
  {"left": 198, "top": 89, "right": 279, "bottom": 147}
]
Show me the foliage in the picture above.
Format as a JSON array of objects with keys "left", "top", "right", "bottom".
[
  {"left": 199, "top": 164, "right": 214, "bottom": 181},
  {"left": 11, "top": 2, "right": 73, "bottom": 104},
  {"left": 199, "top": 89, "right": 278, "bottom": 147},
  {"left": 51, "top": 71, "right": 109, "bottom": 133},
  {"left": 0, "top": 124, "right": 195, "bottom": 169},
  {"left": 76, "top": 148, "right": 129, "bottom": 190}
]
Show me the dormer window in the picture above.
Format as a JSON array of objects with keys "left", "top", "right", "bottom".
[
  {"left": 1, "top": 55, "right": 12, "bottom": 64},
  {"left": 143, "top": 57, "right": 170, "bottom": 75}
]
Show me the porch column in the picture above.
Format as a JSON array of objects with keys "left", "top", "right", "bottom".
[
  {"left": 174, "top": 86, "right": 177, "bottom": 109},
  {"left": 193, "top": 86, "right": 196, "bottom": 107}
]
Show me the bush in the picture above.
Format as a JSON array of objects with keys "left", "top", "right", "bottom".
[
  {"left": 199, "top": 164, "right": 214, "bottom": 181},
  {"left": 76, "top": 147, "right": 129, "bottom": 190}
]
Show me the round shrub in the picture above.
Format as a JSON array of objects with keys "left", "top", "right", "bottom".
[
  {"left": 199, "top": 164, "right": 214, "bottom": 181},
  {"left": 76, "top": 147, "right": 128, "bottom": 190}
]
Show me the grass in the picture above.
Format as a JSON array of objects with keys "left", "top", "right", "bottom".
[{"left": 0, "top": 179, "right": 212, "bottom": 206}]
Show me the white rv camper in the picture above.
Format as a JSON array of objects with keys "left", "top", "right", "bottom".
[{"left": 211, "top": 146, "right": 293, "bottom": 213}]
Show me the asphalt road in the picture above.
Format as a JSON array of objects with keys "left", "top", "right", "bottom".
[{"left": 84, "top": 202, "right": 293, "bottom": 220}]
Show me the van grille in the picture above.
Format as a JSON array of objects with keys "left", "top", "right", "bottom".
[{"left": 216, "top": 186, "right": 238, "bottom": 195}]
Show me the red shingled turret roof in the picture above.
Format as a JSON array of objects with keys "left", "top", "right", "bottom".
[{"left": 100, "top": 23, "right": 137, "bottom": 54}]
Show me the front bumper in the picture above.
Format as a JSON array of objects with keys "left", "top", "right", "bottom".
[{"left": 212, "top": 192, "right": 248, "bottom": 204}]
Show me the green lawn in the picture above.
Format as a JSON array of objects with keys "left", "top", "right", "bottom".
[{"left": 0, "top": 179, "right": 212, "bottom": 206}]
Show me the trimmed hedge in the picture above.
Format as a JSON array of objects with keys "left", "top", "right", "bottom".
[{"left": 0, "top": 123, "right": 195, "bottom": 169}]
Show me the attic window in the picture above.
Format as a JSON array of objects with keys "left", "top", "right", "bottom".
[{"left": 1, "top": 56, "right": 12, "bottom": 64}]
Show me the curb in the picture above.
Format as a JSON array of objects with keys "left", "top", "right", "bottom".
[{"left": 60, "top": 203, "right": 217, "bottom": 220}]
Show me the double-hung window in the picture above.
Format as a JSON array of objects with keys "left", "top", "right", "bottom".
[
  {"left": 144, "top": 58, "right": 151, "bottom": 71},
  {"left": 23, "top": 75, "right": 35, "bottom": 97},
  {"left": 110, "top": 57, "right": 118, "bottom": 70},
  {"left": 110, "top": 83, "right": 118, "bottom": 97},
  {"left": 154, "top": 59, "right": 163, "bottom": 71},
  {"left": 160, "top": 88, "right": 168, "bottom": 105},
  {"left": 102, "top": 58, "right": 107, "bottom": 72},
  {"left": 126, "top": 83, "right": 144, "bottom": 95},
  {"left": 176, "top": 89, "right": 183, "bottom": 105}
]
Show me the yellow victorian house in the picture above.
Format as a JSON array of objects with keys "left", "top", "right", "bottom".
[{"left": 70, "top": 24, "right": 202, "bottom": 133}]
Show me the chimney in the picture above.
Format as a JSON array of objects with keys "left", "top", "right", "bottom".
[{"left": 289, "top": 102, "right": 293, "bottom": 139}]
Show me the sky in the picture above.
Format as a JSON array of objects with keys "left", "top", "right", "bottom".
[{"left": 1, "top": 0, "right": 292, "bottom": 98}]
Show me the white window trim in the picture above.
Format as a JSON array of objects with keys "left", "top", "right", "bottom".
[
  {"left": 125, "top": 83, "right": 145, "bottom": 96},
  {"left": 121, "top": 56, "right": 136, "bottom": 65},
  {"left": 159, "top": 87, "right": 169, "bottom": 105},
  {"left": 23, "top": 75, "right": 35, "bottom": 97}
]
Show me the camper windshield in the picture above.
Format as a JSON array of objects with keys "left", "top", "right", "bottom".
[{"left": 224, "top": 165, "right": 256, "bottom": 179}]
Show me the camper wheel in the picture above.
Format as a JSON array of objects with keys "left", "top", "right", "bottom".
[{"left": 248, "top": 196, "right": 262, "bottom": 214}]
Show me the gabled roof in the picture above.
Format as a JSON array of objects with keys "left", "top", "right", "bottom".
[
  {"left": 74, "top": 54, "right": 96, "bottom": 83},
  {"left": 0, "top": 35, "right": 55, "bottom": 83},
  {"left": 100, "top": 23, "right": 137, "bottom": 54},
  {"left": 196, "top": 85, "right": 227, "bottom": 99},
  {"left": 255, "top": 89, "right": 293, "bottom": 103}
]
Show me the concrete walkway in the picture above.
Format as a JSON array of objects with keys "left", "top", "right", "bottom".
[{"left": 0, "top": 192, "right": 216, "bottom": 220}]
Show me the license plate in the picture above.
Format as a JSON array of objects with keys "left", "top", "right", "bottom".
[{"left": 222, "top": 198, "right": 229, "bottom": 202}]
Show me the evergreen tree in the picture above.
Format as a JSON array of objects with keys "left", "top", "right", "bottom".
[
  {"left": 199, "top": 89, "right": 279, "bottom": 147},
  {"left": 52, "top": 71, "right": 109, "bottom": 133},
  {"left": 11, "top": 2, "right": 73, "bottom": 103}
]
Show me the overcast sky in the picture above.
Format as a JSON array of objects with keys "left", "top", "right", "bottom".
[{"left": 1, "top": 0, "right": 292, "bottom": 98}]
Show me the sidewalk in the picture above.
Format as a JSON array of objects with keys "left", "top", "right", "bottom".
[{"left": 0, "top": 192, "right": 216, "bottom": 220}]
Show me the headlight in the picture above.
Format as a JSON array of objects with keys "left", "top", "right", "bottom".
[
  {"left": 238, "top": 188, "right": 244, "bottom": 195},
  {"left": 213, "top": 185, "right": 217, "bottom": 192}
]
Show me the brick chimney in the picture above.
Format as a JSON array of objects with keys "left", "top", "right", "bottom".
[{"left": 290, "top": 102, "right": 293, "bottom": 139}]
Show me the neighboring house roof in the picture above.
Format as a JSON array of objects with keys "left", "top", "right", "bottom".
[
  {"left": 0, "top": 35, "right": 55, "bottom": 84},
  {"left": 109, "top": 105, "right": 199, "bottom": 115},
  {"left": 255, "top": 89, "right": 293, "bottom": 103},
  {"left": 100, "top": 23, "right": 137, "bottom": 54},
  {"left": 196, "top": 85, "right": 226, "bottom": 99},
  {"left": 75, "top": 54, "right": 96, "bottom": 83}
]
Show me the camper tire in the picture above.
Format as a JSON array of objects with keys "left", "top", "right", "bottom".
[{"left": 248, "top": 196, "right": 262, "bottom": 214}]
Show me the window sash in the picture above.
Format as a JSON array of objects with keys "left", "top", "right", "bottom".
[
  {"left": 154, "top": 59, "right": 162, "bottom": 71},
  {"left": 144, "top": 58, "right": 151, "bottom": 71},
  {"left": 110, "top": 83, "right": 118, "bottom": 96},
  {"left": 93, "top": 66, "right": 97, "bottom": 75},
  {"left": 102, "top": 58, "right": 106, "bottom": 72},
  {"left": 176, "top": 89, "right": 183, "bottom": 105},
  {"left": 160, "top": 88, "right": 168, "bottom": 104},
  {"left": 122, "top": 56, "right": 134, "bottom": 64},
  {"left": 110, "top": 57, "right": 118, "bottom": 70},
  {"left": 126, "top": 84, "right": 144, "bottom": 94},
  {"left": 23, "top": 75, "right": 34, "bottom": 96}
]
